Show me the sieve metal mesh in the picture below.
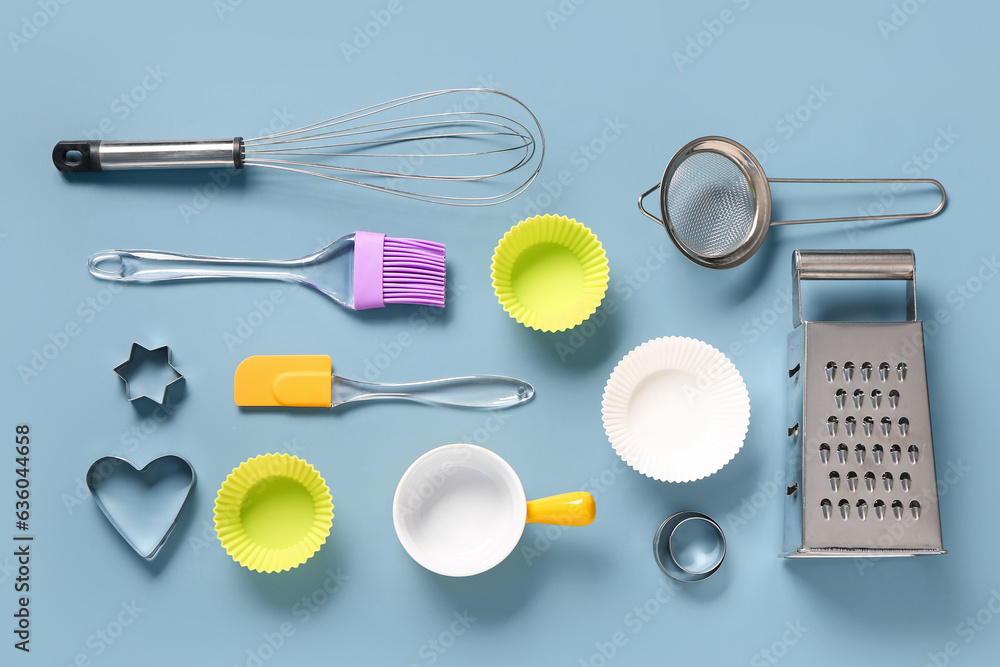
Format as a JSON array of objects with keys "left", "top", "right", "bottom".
[{"left": 665, "top": 151, "right": 757, "bottom": 258}]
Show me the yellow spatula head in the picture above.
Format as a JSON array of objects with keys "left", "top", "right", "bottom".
[{"left": 234, "top": 355, "right": 332, "bottom": 407}]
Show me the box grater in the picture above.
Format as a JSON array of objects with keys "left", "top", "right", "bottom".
[{"left": 782, "top": 250, "right": 945, "bottom": 558}]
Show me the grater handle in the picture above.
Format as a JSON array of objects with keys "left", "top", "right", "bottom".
[{"left": 792, "top": 250, "right": 916, "bottom": 326}]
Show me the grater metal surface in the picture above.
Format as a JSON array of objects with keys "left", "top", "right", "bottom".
[{"left": 782, "top": 250, "right": 945, "bottom": 558}]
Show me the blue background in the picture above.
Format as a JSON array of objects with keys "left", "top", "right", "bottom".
[{"left": 3, "top": 1, "right": 998, "bottom": 665}]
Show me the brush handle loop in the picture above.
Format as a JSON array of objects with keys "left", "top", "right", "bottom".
[{"left": 88, "top": 249, "right": 301, "bottom": 283}]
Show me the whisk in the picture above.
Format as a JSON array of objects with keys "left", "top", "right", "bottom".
[{"left": 52, "top": 88, "right": 545, "bottom": 207}]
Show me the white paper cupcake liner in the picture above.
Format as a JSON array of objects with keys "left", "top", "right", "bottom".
[{"left": 602, "top": 336, "right": 751, "bottom": 483}]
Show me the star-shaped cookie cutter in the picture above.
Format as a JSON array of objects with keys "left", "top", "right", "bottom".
[{"left": 114, "top": 343, "right": 185, "bottom": 408}]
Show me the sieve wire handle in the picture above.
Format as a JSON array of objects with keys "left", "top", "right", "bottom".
[
  {"left": 638, "top": 183, "right": 666, "bottom": 226},
  {"left": 768, "top": 178, "right": 946, "bottom": 226},
  {"left": 792, "top": 249, "right": 917, "bottom": 326}
]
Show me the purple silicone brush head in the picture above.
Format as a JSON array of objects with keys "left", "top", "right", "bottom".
[{"left": 353, "top": 231, "right": 446, "bottom": 309}]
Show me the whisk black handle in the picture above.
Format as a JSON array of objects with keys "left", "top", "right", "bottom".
[
  {"left": 52, "top": 138, "right": 244, "bottom": 172},
  {"left": 52, "top": 141, "right": 101, "bottom": 172}
]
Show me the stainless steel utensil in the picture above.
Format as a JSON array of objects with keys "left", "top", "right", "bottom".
[
  {"left": 638, "top": 136, "right": 946, "bottom": 269},
  {"left": 53, "top": 88, "right": 545, "bottom": 207},
  {"left": 783, "top": 250, "right": 944, "bottom": 558}
]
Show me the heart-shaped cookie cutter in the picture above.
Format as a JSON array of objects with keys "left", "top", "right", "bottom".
[{"left": 87, "top": 455, "right": 196, "bottom": 559}]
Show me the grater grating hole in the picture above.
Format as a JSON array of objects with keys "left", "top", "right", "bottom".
[
  {"left": 897, "top": 362, "right": 907, "bottom": 381},
  {"left": 891, "top": 500, "right": 904, "bottom": 520},
  {"left": 843, "top": 362, "right": 855, "bottom": 381},
  {"left": 828, "top": 416, "right": 838, "bottom": 436},
  {"left": 888, "top": 389, "right": 900, "bottom": 409},
  {"left": 900, "top": 472, "right": 912, "bottom": 492},
  {"left": 898, "top": 417, "right": 909, "bottom": 437},
  {"left": 856, "top": 499, "right": 868, "bottom": 520},
  {"left": 890, "top": 444, "right": 902, "bottom": 464},
  {"left": 838, "top": 499, "right": 850, "bottom": 520},
  {"left": 864, "top": 471, "right": 876, "bottom": 492},
  {"left": 819, "top": 443, "right": 830, "bottom": 464},
  {"left": 829, "top": 471, "right": 840, "bottom": 492},
  {"left": 863, "top": 416, "right": 875, "bottom": 436},
  {"left": 874, "top": 499, "right": 886, "bottom": 520},
  {"left": 879, "top": 361, "right": 891, "bottom": 381},
  {"left": 871, "top": 389, "right": 882, "bottom": 409},
  {"left": 854, "top": 444, "right": 865, "bottom": 464},
  {"left": 825, "top": 361, "right": 837, "bottom": 381},
  {"left": 820, "top": 498, "right": 832, "bottom": 519},
  {"left": 861, "top": 361, "right": 873, "bottom": 381},
  {"left": 845, "top": 416, "right": 856, "bottom": 436},
  {"left": 881, "top": 416, "right": 892, "bottom": 437},
  {"left": 872, "top": 444, "right": 884, "bottom": 464},
  {"left": 837, "top": 443, "right": 849, "bottom": 464},
  {"left": 853, "top": 389, "right": 865, "bottom": 409},
  {"left": 907, "top": 444, "right": 919, "bottom": 464},
  {"left": 835, "top": 388, "right": 847, "bottom": 409},
  {"left": 909, "top": 500, "right": 921, "bottom": 519},
  {"left": 846, "top": 471, "right": 858, "bottom": 492},
  {"left": 883, "top": 471, "right": 894, "bottom": 492}
]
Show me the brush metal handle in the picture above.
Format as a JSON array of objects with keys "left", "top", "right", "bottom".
[
  {"left": 332, "top": 375, "right": 534, "bottom": 409},
  {"left": 89, "top": 250, "right": 301, "bottom": 283},
  {"left": 53, "top": 138, "right": 243, "bottom": 172}
]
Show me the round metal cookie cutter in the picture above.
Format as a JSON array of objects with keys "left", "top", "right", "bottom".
[{"left": 653, "top": 511, "right": 727, "bottom": 583}]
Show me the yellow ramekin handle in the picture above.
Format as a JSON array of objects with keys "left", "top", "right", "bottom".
[{"left": 525, "top": 492, "right": 596, "bottom": 526}]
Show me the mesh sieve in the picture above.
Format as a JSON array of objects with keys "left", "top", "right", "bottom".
[
  {"left": 639, "top": 136, "right": 947, "bottom": 269},
  {"left": 665, "top": 151, "right": 756, "bottom": 259}
]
